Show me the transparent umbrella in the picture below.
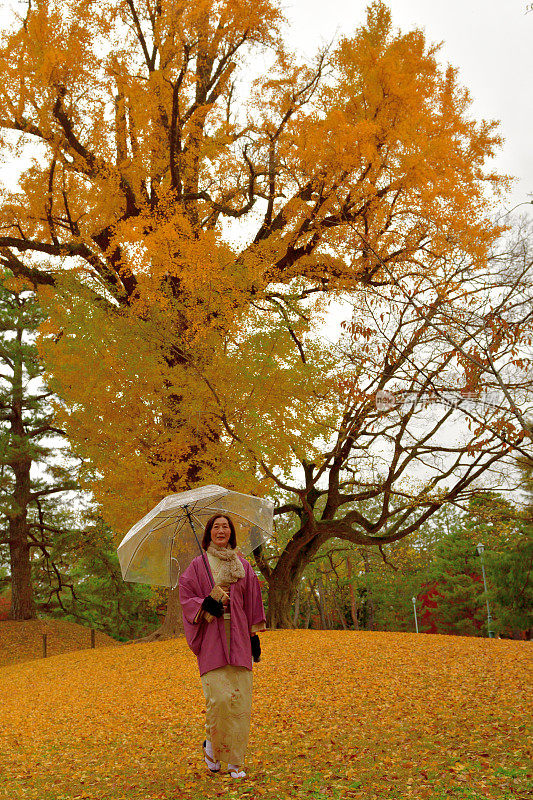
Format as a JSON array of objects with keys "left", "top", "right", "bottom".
[{"left": 117, "top": 485, "right": 274, "bottom": 590}]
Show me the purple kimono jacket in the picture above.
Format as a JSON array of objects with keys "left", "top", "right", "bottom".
[{"left": 178, "top": 553, "right": 267, "bottom": 677}]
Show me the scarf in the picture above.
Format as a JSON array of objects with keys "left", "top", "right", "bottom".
[{"left": 206, "top": 542, "right": 246, "bottom": 585}]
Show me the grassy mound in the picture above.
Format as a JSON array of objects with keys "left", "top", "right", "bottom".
[
  {"left": 0, "top": 630, "right": 529, "bottom": 800},
  {"left": 0, "top": 618, "right": 122, "bottom": 668}
]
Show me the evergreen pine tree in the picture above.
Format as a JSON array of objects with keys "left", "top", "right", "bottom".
[
  {"left": 486, "top": 451, "right": 533, "bottom": 639},
  {"left": 32, "top": 510, "right": 159, "bottom": 641},
  {"left": 0, "top": 273, "right": 78, "bottom": 618},
  {"left": 0, "top": 273, "right": 156, "bottom": 638},
  {"left": 426, "top": 530, "right": 485, "bottom": 636}
]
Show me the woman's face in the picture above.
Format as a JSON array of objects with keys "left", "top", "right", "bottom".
[{"left": 210, "top": 516, "right": 232, "bottom": 548}]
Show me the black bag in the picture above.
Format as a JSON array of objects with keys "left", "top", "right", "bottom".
[{"left": 250, "top": 633, "right": 261, "bottom": 663}]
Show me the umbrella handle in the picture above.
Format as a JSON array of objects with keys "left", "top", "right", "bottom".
[{"left": 170, "top": 556, "right": 180, "bottom": 590}]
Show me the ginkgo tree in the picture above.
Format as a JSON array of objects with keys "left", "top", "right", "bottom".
[{"left": 0, "top": 0, "right": 514, "bottom": 632}]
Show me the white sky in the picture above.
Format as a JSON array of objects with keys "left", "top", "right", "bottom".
[{"left": 283, "top": 0, "right": 532, "bottom": 216}]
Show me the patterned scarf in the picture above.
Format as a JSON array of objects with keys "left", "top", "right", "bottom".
[{"left": 206, "top": 542, "right": 245, "bottom": 584}]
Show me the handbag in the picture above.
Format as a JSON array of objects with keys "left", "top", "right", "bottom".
[{"left": 250, "top": 633, "right": 261, "bottom": 663}]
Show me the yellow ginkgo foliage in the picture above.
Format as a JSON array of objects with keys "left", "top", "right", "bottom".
[{"left": 0, "top": 0, "right": 508, "bottom": 533}]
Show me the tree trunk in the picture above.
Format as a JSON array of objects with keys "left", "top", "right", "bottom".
[
  {"left": 8, "top": 519, "right": 34, "bottom": 619},
  {"left": 304, "top": 599, "right": 312, "bottom": 629},
  {"left": 320, "top": 575, "right": 330, "bottom": 628},
  {"left": 325, "top": 585, "right": 334, "bottom": 629},
  {"left": 8, "top": 328, "right": 35, "bottom": 621},
  {"left": 303, "top": 578, "right": 315, "bottom": 629},
  {"left": 292, "top": 583, "right": 301, "bottom": 627},
  {"left": 127, "top": 583, "right": 184, "bottom": 643},
  {"left": 265, "top": 525, "right": 330, "bottom": 629},
  {"left": 315, "top": 573, "right": 327, "bottom": 629},
  {"left": 133, "top": 418, "right": 224, "bottom": 643},
  {"left": 361, "top": 548, "right": 375, "bottom": 631},
  {"left": 347, "top": 556, "right": 359, "bottom": 630},
  {"left": 332, "top": 591, "right": 348, "bottom": 629},
  {"left": 268, "top": 575, "right": 299, "bottom": 629}
]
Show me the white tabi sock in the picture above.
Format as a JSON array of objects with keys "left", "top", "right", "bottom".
[
  {"left": 228, "top": 764, "right": 246, "bottom": 778},
  {"left": 204, "top": 739, "right": 220, "bottom": 769}
]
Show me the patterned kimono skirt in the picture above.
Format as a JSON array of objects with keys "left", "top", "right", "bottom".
[{"left": 200, "top": 617, "right": 253, "bottom": 767}]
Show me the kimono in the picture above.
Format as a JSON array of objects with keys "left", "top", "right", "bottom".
[
  {"left": 178, "top": 550, "right": 267, "bottom": 768},
  {"left": 178, "top": 552, "right": 267, "bottom": 677}
]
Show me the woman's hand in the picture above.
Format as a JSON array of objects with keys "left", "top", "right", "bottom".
[
  {"left": 210, "top": 584, "right": 230, "bottom": 606},
  {"left": 200, "top": 585, "right": 229, "bottom": 622}
]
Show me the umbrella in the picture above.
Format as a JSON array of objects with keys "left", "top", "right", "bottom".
[{"left": 117, "top": 484, "right": 274, "bottom": 590}]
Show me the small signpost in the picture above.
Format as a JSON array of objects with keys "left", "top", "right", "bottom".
[
  {"left": 476, "top": 543, "right": 495, "bottom": 638},
  {"left": 412, "top": 596, "right": 419, "bottom": 633}
]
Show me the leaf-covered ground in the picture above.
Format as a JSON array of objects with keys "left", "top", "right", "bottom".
[
  {"left": 0, "top": 629, "right": 530, "bottom": 800},
  {"left": 0, "top": 618, "right": 121, "bottom": 668}
]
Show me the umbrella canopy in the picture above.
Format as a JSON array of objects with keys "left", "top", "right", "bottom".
[{"left": 117, "top": 485, "right": 274, "bottom": 589}]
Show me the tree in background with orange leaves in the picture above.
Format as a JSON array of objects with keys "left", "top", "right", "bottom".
[{"left": 0, "top": 0, "right": 512, "bottom": 634}]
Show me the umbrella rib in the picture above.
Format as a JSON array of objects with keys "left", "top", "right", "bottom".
[
  {"left": 147, "top": 516, "right": 182, "bottom": 533},
  {"left": 149, "top": 509, "right": 190, "bottom": 525},
  {"left": 123, "top": 515, "right": 189, "bottom": 580},
  {"left": 190, "top": 512, "right": 206, "bottom": 531},
  {"left": 201, "top": 505, "right": 270, "bottom": 530},
  {"left": 183, "top": 492, "right": 228, "bottom": 514},
  {"left": 142, "top": 497, "right": 224, "bottom": 525},
  {"left": 120, "top": 512, "right": 175, "bottom": 542},
  {"left": 168, "top": 517, "right": 188, "bottom": 585},
  {"left": 126, "top": 511, "right": 185, "bottom": 539}
]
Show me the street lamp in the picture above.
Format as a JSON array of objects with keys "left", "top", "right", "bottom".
[
  {"left": 412, "top": 596, "right": 419, "bottom": 633},
  {"left": 476, "top": 543, "right": 494, "bottom": 638}
]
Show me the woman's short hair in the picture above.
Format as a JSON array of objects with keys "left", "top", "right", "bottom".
[{"left": 202, "top": 514, "right": 237, "bottom": 550}]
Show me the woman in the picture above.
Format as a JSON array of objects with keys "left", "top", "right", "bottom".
[{"left": 178, "top": 513, "right": 267, "bottom": 779}]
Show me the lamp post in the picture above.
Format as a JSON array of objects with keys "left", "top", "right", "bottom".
[
  {"left": 412, "top": 596, "right": 419, "bottom": 633},
  {"left": 476, "top": 543, "right": 494, "bottom": 638}
]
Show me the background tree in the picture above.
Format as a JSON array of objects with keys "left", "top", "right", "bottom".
[
  {"left": 353, "top": 518, "right": 443, "bottom": 633},
  {"left": 283, "top": 505, "right": 445, "bottom": 632},
  {"left": 0, "top": 270, "right": 154, "bottom": 638},
  {"left": 422, "top": 529, "right": 485, "bottom": 636},
  {"left": 416, "top": 492, "right": 530, "bottom": 637},
  {"left": 485, "top": 455, "right": 533, "bottom": 638},
  {"left": 0, "top": 271, "right": 82, "bottom": 619},
  {"left": 29, "top": 510, "right": 160, "bottom": 641},
  {"left": 218, "top": 230, "right": 533, "bottom": 627},
  {"left": 280, "top": 496, "right": 530, "bottom": 637},
  {"left": 0, "top": 0, "right": 518, "bottom": 633},
  {"left": 0, "top": 0, "right": 505, "bottom": 493},
  {"left": 486, "top": 533, "right": 533, "bottom": 638}
]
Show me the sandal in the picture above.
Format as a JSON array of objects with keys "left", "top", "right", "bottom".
[
  {"left": 202, "top": 740, "right": 221, "bottom": 773},
  {"left": 228, "top": 764, "right": 247, "bottom": 779}
]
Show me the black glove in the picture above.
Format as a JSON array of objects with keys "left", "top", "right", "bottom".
[
  {"left": 201, "top": 595, "right": 224, "bottom": 618},
  {"left": 250, "top": 633, "right": 261, "bottom": 663}
]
